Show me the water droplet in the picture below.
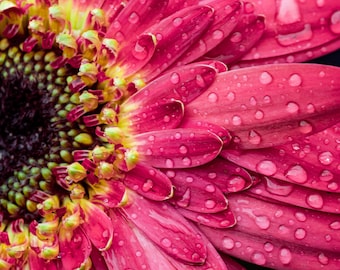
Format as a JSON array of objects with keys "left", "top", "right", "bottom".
[
  {"left": 142, "top": 179, "right": 153, "bottom": 192},
  {"left": 182, "top": 157, "right": 192, "bottom": 166},
  {"left": 128, "top": 12, "right": 140, "bottom": 24},
  {"left": 205, "top": 184, "right": 216, "bottom": 193},
  {"left": 264, "top": 242, "right": 274, "bottom": 252},
  {"left": 288, "top": 74, "right": 302, "bottom": 87},
  {"left": 227, "top": 91, "right": 235, "bottom": 101},
  {"left": 185, "top": 176, "right": 193, "bottom": 183},
  {"left": 174, "top": 132, "right": 182, "bottom": 139},
  {"left": 173, "top": 17, "right": 183, "bottom": 27},
  {"left": 327, "top": 182, "right": 339, "bottom": 191},
  {"left": 285, "top": 165, "right": 308, "bottom": 183},
  {"left": 232, "top": 115, "right": 242, "bottom": 126},
  {"left": 205, "top": 199, "right": 216, "bottom": 209},
  {"left": 170, "top": 72, "right": 180, "bottom": 84},
  {"left": 294, "top": 228, "right": 306, "bottom": 240},
  {"left": 222, "top": 237, "right": 235, "bottom": 249},
  {"left": 177, "top": 188, "right": 191, "bottom": 207},
  {"left": 251, "top": 252, "right": 266, "bottom": 265},
  {"left": 277, "top": 24, "right": 312, "bottom": 46},
  {"left": 165, "top": 159, "right": 174, "bottom": 168},
  {"left": 248, "top": 130, "right": 262, "bottom": 145},
  {"left": 263, "top": 95, "right": 272, "bottom": 104},
  {"left": 279, "top": 248, "right": 292, "bottom": 264},
  {"left": 230, "top": 32, "right": 242, "bottom": 43},
  {"left": 299, "top": 120, "right": 313, "bottom": 134},
  {"left": 318, "top": 151, "right": 334, "bottom": 165},
  {"left": 256, "top": 160, "right": 277, "bottom": 176},
  {"left": 212, "top": 29, "right": 224, "bottom": 40},
  {"left": 329, "top": 221, "right": 340, "bottom": 230},
  {"left": 208, "top": 92, "right": 218, "bottom": 103},
  {"left": 255, "top": 216, "right": 271, "bottom": 230},
  {"left": 259, "top": 71, "right": 273, "bottom": 85},
  {"left": 254, "top": 110, "right": 264, "bottom": 120},
  {"left": 179, "top": 145, "right": 188, "bottom": 154},
  {"left": 330, "top": 11, "right": 340, "bottom": 34},
  {"left": 318, "top": 253, "right": 329, "bottom": 265},
  {"left": 306, "top": 194, "right": 324, "bottom": 209},
  {"left": 265, "top": 178, "right": 293, "bottom": 196},
  {"left": 295, "top": 212, "right": 307, "bottom": 222},
  {"left": 286, "top": 102, "right": 300, "bottom": 114},
  {"left": 161, "top": 238, "right": 172, "bottom": 248}
]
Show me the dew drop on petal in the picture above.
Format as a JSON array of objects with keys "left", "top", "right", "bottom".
[
  {"left": 329, "top": 221, "right": 340, "bottom": 230},
  {"left": 248, "top": 130, "right": 262, "bottom": 145},
  {"left": 327, "top": 182, "right": 339, "bottom": 191},
  {"left": 264, "top": 242, "right": 274, "bottom": 252},
  {"left": 295, "top": 212, "right": 307, "bottom": 222},
  {"left": 330, "top": 11, "right": 340, "bottom": 34},
  {"left": 306, "top": 194, "right": 324, "bottom": 209},
  {"left": 256, "top": 160, "right": 277, "bottom": 176},
  {"left": 182, "top": 157, "right": 192, "bottom": 166},
  {"left": 179, "top": 145, "right": 188, "bottom": 154},
  {"left": 170, "top": 72, "right": 180, "bottom": 84},
  {"left": 173, "top": 17, "right": 183, "bottom": 27},
  {"left": 318, "top": 151, "right": 334, "bottom": 165},
  {"left": 227, "top": 91, "right": 235, "bottom": 101},
  {"left": 294, "top": 228, "right": 306, "bottom": 240},
  {"left": 205, "top": 184, "right": 216, "bottom": 193},
  {"left": 286, "top": 102, "right": 299, "bottom": 114},
  {"left": 318, "top": 253, "right": 329, "bottom": 265},
  {"left": 212, "top": 29, "right": 224, "bottom": 40},
  {"left": 230, "top": 32, "right": 242, "bottom": 43},
  {"left": 165, "top": 159, "right": 174, "bottom": 168},
  {"left": 259, "top": 71, "right": 273, "bottom": 85},
  {"left": 161, "top": 238, "right": 172, "bottom": 248},
  {"left": 265, "top": 178, "right": 293, "bottom": 196},
  {"left": 285, "top": 165, "right": 308, "bottom": 183},
  {"left": 222, "top": 237, "right": 235, "bottom": 250},
  {"left": 205, "top": 199, "right": 216, "bottom": 209},
  {"left": 208, "top": 92, "right": 218, "bottom": 103},
  {"left": 255, "top": 215, "right": 271, "bottom": 230},
  {"left": 299, "top": 120, "right": 313, "bottom": 134},
  {"left": 279, "top": 248, "right": 292, "bottom": 264},
  {"left": 251, "top": 252, "right": 266, "bottom": 265},
  {"left": 306, "top": 103, "right": 316, "bottom": 113},
  {"left": 254, "top": 110, "right": 264, "bottom": 120},
  {"left": 288, "top": 74, "right": 302, "bottom": 87},
  {"left": 232, "top": 115, "right": 242, "bottom": 126},
  {"left": 128, "top": 12, "right": 140, "bottom": 24}
]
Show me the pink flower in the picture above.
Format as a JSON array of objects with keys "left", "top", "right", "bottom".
[{"left": 0, "top": 0, "right": 339, "bottom": 269}]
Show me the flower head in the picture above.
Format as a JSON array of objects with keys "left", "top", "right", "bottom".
[{"left": 0, "top": 0, "right": 339, "bottom": 269}]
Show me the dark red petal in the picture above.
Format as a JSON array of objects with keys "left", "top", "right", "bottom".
[
  {"left": 124, "top": 163, "right": 173, "bottom": 201},
  {"left": 122, "top": 192, "right": 207, "bottom": 264},
  {"left": 135, "top": 128, "right": 223, "bottom": 168},
  {"left": 121, "top": 100, "right": 184, "bottom": 133},
  {"left": 186, "top": 64, "right": 340, "bottom": 148}
]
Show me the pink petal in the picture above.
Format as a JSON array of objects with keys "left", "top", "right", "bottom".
[
  {"left": 115, "top": 34, "right": 156, "bottom": 77},
  {"left": 79, "top": 200, "right": 113, "bottom": 251},
  {"left": 121, "top": 100, "right": 184, "bottom": 133},
  {"left": 105, "top": 0, "right": 168, "bottom": 43},
  {"left": 124, "top": 163, "right": 173, "bottom": 201},
  {"left": 186, "top": 64, "right": 340, "bottom": 148},
  {"left": 203, "top": 14, "right": 265, "bottom": 64},
  {"left": 238, "top": 0, "right": 340, "bottom": 65},
  {"left": 29, "top": 250, "right": 58, "bottom": 270},
  {"left": 141, "top": 5, "right": 214, "bottom": 81},
  {"left": 222, "top": 124, "right": 340, "bottom": 193},
  {"left": 164, "top": 169, "right": 228, "bottom": 213},
  {"left": 247, "top": 176, "right": 340, "bottom": 213},
  {"left": 177, "top": 207, "right": 236, "bottom": 228},
  {"left": 103, "top": 210, "right": 152, "bottom": 269},
  {"left": 124, "top": 63, "right": 217, "bottom": 106},
  {"left": 135, "top": 128, "right": 223, "bottom": 168},
  {"left": 90, "top": 246, "right": 109, "bottom": 270},
  {"left": 175, "top": 0, "right": 242, "bottom": 65},
  {"left": 59, "top": 227, "right": 92, "bottom": 270},
  {"left": 122, "top": 191, "right": 207, "bottom": 264},
  {"left": 89, "top": 180, "right": 126, "bottom": 208}
]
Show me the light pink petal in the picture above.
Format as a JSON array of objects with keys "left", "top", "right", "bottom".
[
  {"left": 175, "top": 0, "right": 242, "bottom": 65},
  {"left": 102, "top": 210, "right": 152, "bottom": 269},
  {"left": 135, "top": 128, "right": 223, "bottom": 168},
  {"left": 203, "top": 14, "right": 265, "bottom": 64},
  {"left": 105, "top": 0, "right": 168, "bottom": 43},
  {"left": 201, "top": 193, "right": 340, "bottom": 269},
  {"left": 247, "top": 176, "right": 340, "bottom": 214},
  {"left": 121, "top": 100, "right": 184, "bottom": 133},
  {"left": 141, "top": 5, "right": 214, "bottom": 81},
  {"left": 177, "top": 207, "right": 236, "bottom": 228},
  {"left": 79, "top": 200, "right": 113, "bottom": 251},
  {"left": 164, "top": 168, "right": 227, "bottom": 213},
  {"left": 59, "top": 227, "right": 92, "bottom": 270},
  {"left": 238, "top": 0, "right": 340, "bottom": 65},
  {"left": 124, "top": 64, "right": 217, "bottom": 106},
  {"left": 122, "top": 192, "right": 207, "bottom": 264},
  {"left": 124, "top": 163, "right": 173, "bottom": 201},
  {"left": 186, "top": 64, "right": 340, "bottom": 149}
]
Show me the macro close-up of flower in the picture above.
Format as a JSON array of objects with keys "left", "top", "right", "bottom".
[{"left": 0, "top": 0, "right": 339, "bottom": 269}]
